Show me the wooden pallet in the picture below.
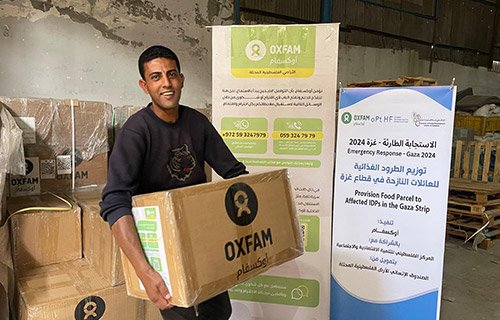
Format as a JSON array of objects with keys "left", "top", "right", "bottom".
[
  {"left": 446, "top": 213, "right": 499, "bottom": 250},
  {"left": 451, "top": 140, "right": 500, "bottom": 183},
  {"left": 447, "top": 211, "right": 500, "bottom": 229},
  {"left": 449, "top": 179, "right": 500, "bottom": 202},
  {"left": 347, "top": 76, "right": 437, "bottom": 88},
  {"left": 446, "top": 226, "right": 496, "bottom": 250},
  {"left": 448, "top": 196, "right": 500, "bottom": 214},
  {"left": 447, "top": 180, "right": 500, "bottom": 249}
]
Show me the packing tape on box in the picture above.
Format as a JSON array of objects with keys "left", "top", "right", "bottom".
[
  {"left": 65, "top": 99, "right": 79, "bottom": 191},
  {"left": 5, "top": 192, "right": 73, "bottom": 224}
]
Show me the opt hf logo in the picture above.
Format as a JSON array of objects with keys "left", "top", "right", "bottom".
[{"left": 225, "top": 182, "right": 258, "bottom": 226}]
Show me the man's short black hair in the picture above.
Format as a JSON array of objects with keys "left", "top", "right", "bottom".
[{"left": 138, "top": 45, "right": 181, "bottom": 79}]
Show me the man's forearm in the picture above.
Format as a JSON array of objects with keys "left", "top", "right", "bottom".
[
  {"left": 111, "top": 215, "right": 152, "bottom": 275},
  {"left": 111, "top": 214, "right": 172, "bottom": 309}
]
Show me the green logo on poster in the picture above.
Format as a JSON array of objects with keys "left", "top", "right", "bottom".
[
  {"left": 246, "top": 40, "right": 266, "bottom": 61},
  {"left": 341, "top": 112, "right": 352, "bottom": 124},
  {"left": 231, "top": 26, "right": 316, "bottom": 78}
]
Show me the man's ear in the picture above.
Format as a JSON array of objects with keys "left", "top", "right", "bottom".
[
  {"left": 180, "top": 73, "right": 185, "bottom": 89},
  {"left": 139, "top": 79, "right": 149, "bottom": 94}
]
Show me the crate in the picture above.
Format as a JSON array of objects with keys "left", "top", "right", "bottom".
[
  {"left": 450, "top": 140, "right": 500, "bottom": 183},
  {"left": 454, "top": 114, "right": 500, "bottom": 136},
  {"left": 447, "top": 180, "right": 500, "bottom": 250}
]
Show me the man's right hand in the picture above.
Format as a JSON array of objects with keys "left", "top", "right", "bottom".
[
  {"left": 110, "top": 215, "right": 173, "bottom": 310},
  {"left": 137, "top": 267, "right": 173, "bottom": 310}
]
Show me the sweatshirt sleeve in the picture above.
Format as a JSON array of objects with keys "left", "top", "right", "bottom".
[
  {"left": 203, "top": 118, "right": 248, "bottom": 179},
  {"left": 100, "top": 127, "right": 145, "bottom": 227}
]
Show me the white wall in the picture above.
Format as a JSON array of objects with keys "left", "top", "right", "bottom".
[
  {"left": 1, "top": 2, "right": 498, "bottom": 109},
  {"left": 0, "top": 0, "right": 233, "bottom": 108}
]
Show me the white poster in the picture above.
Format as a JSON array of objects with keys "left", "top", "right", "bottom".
[
  {"left": 212, "top": 24, "right": 339, "bottom": 320},
  {"left": 331, "top": 86, "right": 456, "bottom": 319}
]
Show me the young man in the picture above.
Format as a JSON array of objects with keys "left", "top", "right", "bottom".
[{"left": 100, "top": 45, "right": 247, "bottom": 319}]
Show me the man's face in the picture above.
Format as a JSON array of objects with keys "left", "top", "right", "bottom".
[{"left": 139, "top": 57, "right": 184, "bottom": 113}]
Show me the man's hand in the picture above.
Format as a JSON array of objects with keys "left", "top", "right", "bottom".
[
  {"left": 137, "top": 267, "right": 173, "bottom": 310},
  {"left": 110, "top": 215, "right": 174, "bottom": 310}
]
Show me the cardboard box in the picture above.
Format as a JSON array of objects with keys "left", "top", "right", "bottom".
[
  {"left": 16, "top": 259, "right": 143, "bottom": 319},
  {"left": 122, "top": 169, "right": 303, "bottom": 307},
  {"left": 7, "top": 193, "right": 82, "bottom": 273},
  {"left": 0, "top": 262, "right": 13, "bottom": 320},
  {"left": 0, "top": 97, "right": 111, "bottom": 195},
  {"left": 71, "top": 188, "right": 125, "bottom": 286},
  {"left": 144, "top": 301, "right": 163, "bottom": 320},
  {"left": 0, "top": 173, "right": 7, "bottom": 226},
  {"left": 0, "top": 223, "right": 15, "bottom": 320}
]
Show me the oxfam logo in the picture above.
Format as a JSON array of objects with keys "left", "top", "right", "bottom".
[
  {"left": 74, "top": 296, "right": 106, "bottom": 319},
  {"left": 225, "top": 182, "right": 258, "bottom": 226},
  {"left": 341, "top": 112, "right": 352, "bottom": 124},
  {"left": 245, "top": 40, "right": 266, "bottom": 61}
]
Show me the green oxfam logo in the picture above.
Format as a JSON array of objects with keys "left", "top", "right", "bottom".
[
  {"left": 231, "top": 26, "right": 316, "bottom": 78},
  {"left": 341, "top": 112, "right": 352, "bottom": 124},
  {"left": 246, "top": 40, "right": 266, "bottom": 61}
]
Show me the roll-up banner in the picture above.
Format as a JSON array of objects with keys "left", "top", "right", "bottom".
[
  {"left": 331, "top": 86, "right": 456, "bottom": 320},
  {"left": 212, "top": 24, "right": 339, "bottom": 320}
]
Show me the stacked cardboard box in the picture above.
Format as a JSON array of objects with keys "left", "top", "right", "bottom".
[
  {"left": 17, "top": 259, "right": 142, "bottom": 319},
  {"left": 7, "top": 194, "right": 82, "bottom": 273},
  {"left": 0, "top": 97, "right": 112, "bottom": 196},
  {"left": 0, "top": 97, "right": 152, "bottom": 318},
  {"left": 5, "top": 188, "right": 168, "bottom": 319},
  {"left": 0, "top": 104, "right": 25, "bottom": 319},
  {"left": 71, "top": 188, "right": 124, "bottom": 286},
  {"left": 0, "top": 223, "right": 14, "bottom": 319}
]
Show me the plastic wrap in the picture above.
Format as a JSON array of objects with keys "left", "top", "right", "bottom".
[
  {"left": 0, "top": 103, "right": 26, "bottom": 227},
  {"left": 0, "top": 103, "right": 25, "bottom": 175},
  {"left": 122, "top": 168, "right": 303, "bottom": 307},
  {"left": 0, "top": 97, "right": 112, "bottom": 193},
  {"left": 0, "top": 97, "right": 111, "bottom": 159}
]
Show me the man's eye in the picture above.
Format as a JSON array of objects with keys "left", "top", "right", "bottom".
[
  {"left": 167, "top": 71, "right": 179, "bottom": 79},
  {"left": 151, "top": 75, "right": 160, "bottom": 80}
]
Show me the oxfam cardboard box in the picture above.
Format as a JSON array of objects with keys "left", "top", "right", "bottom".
[
  {"left": 0, "top": 97, "right": 111, "bottom": 196},
  {"left": 122, "top": 169, "right": 303, "bottom": 307},
  {"left": 17, "top": 259, "right": 143, "bottom": 320}
]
